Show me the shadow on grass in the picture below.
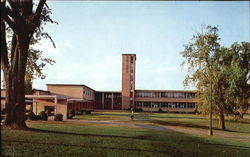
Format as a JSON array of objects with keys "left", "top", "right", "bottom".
[
  {"left": 150, "top": 120, "right": 247, "bottom": 133},
  {"left": 150, "top": 116, "right": 205, "bottom": 120},
  {"left": 2, "top": 140, "right": 181, "bottom": 155},
  {"left": 225, "top": 119, "right": 250, "bottom": 124},
  {"left": 28, "top": 127, "right": 147, "bottom": 140},
  {"left": 205, "top": 143, "right": 249, "bottom": 149}
]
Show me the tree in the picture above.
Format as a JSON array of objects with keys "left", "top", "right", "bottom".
[
  {"left": 24, "top": 42, "right": 55, "bottom": 94},
  {"left": 1, "top": 0, "right": 56, "bottom": 129},
  {"left": 229, "top": 42, "right": 250, "bottom": 118},
  {"left": 181, "top": 25, "right": 249, "bottom": 130}
]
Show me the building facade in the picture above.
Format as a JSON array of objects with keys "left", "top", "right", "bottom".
[{"left": 1, "top": 54, "right": 201, "bottom": 120}]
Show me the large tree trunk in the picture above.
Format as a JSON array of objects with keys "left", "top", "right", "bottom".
[
  {"left": 4, "top": 34, "right": 29, "bottom": 129},
  {"left": 4, "top": 72, "right": 28, "bottom": 129},
  {"left": 218, "top": 111, "right": 225, "bottom": 130}
]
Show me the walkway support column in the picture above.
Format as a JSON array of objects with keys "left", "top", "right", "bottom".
[
  {"left": 54, "top": 96, "right": 57, "bottom": 115},
  {"left": 102, "top": 93, "right": 104, "bottom": 109},
  {"left": 112, "top": 93, "right": 114, "bottom": 110}
]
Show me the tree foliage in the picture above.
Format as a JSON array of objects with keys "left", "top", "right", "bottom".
[
  {"left": 181, "top": 26, "right": 250, "bottom": 130},
  {"left": 25, "top": 40, "right": 55, "bottom": 94}
]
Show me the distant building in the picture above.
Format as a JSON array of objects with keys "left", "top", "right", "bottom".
[{"left": 1, "top": 54, "right": 199, "bottom": 120}]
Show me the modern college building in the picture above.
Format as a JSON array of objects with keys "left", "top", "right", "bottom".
[{"left": 1, "top": 54, "right": 197, "bottom": 120}]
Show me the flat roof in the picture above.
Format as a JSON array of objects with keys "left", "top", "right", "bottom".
[
  {"left": 122, "top": 54, "right": 136, "bottom": 56},
  {"left": 96, "top": 91, "right": 121, "bottom": 94},
  {"left": 25, "top": 94, "right": 67, "bottom": 100},
  {"left": 122, "top": 54, "right": 136, "bottom": 60},
  {"left": 46, "top": 84, "right": 95, "bottom": 91},
  {"left": 135, "top": 89, "right": 196, "bottom": 92}
]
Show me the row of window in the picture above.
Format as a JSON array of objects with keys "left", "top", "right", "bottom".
[
  {"left": 135, "top": 92, "right": 195, "bottom": 98},
  {"left": 135, "top": 102, "right": 196, "bottom": 108},
  {"left": 103, "top": 93, "right": 121, "bottom": 99},
  {"left": 84, "top": 88, "right": 94, "bottom": 97}
]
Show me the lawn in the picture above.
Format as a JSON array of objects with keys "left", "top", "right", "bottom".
[
  {"left": 1, "top": 112, "right": 250, "bottom": 157},
  {"left": 74, "top": 111, "right": 250, "bottom": 134}
]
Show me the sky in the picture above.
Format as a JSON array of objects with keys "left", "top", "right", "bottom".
[{"left": 2, "top": 1, "right": 249, "bottom": 91}]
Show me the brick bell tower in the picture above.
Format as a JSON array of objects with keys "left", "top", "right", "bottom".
[{"left": 121, "top": 54, "right": 136, "bottom": 110}]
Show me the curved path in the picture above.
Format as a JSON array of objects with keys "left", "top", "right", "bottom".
[{"left": 66, "top": 119, "right": 249, "bottom": 142}]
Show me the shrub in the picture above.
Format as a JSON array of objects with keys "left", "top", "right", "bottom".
[
  {"left": 35, "top": 115, "right": 41, "bottom": 120},
  {"left": 123, "top": 108, "right": 131, "bottom": 111},
  {"left": 39, "top": 111, "right": 48, "bottom": 120},
  {"left": 68, "top": 110, "right": 75, "bottom": 119},
  {"left": 27, "top": 111, "right": 36, "bottom": 120},
  {"left": 70, "top": 110, "right": 75, "bottom": 116},
  {"left": 27, "top": 111, "right": 41, "bottom": 120},
  {"left": 67, "top": 110, "right": 72, "bottom": 118},
  {"left": 134, "top": 108, "right": 143, "bottom": 112},
  {"left": 54, "top": 113, "right": 63, "bottom": 121},
  {"left": 158, "top": 108, "right": 164, "bottom": 113},
  {"left": 86, "top": 110, "right": 91, "bottom": 114},
  {"left": 76, "top": 111, "right": 82, "bottom": 115},
  {"left": 81, "top": 110, "right": 91, "bottom": 115}
]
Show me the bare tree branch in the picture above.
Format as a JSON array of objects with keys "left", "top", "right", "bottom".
[{"left": 30, "top": 0, "right": 46, "bottom": 37}]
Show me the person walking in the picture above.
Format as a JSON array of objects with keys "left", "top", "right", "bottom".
[{"left": 131, "top": 107, "right": 134, "bottom": 120}]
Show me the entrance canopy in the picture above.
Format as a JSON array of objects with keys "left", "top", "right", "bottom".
[
  {"left": 25, "top": 95, "right": 88, "bottom": 115},
  {"left": 25, "top": 95, "right": 67, "bottom": 115}
]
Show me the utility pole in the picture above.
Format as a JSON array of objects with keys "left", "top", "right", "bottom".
[{"left": 209, "top": 62, "right": 213, "bottom": 136}]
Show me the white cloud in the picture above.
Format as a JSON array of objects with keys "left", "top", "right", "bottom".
[{"left": 35, "top": 40, "right": 60, "bottom": 56}]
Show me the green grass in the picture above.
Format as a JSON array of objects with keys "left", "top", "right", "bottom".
[
  {"left": 2, "top": 112, "right": 250, "bottom": 157},
  {"left": 74, "top": 111, "right": 250, "bottom": 134}
]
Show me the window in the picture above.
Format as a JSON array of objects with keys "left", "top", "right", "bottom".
[
  {"left": 136, "top": 102, "right": 143, "bottom": 108},
  {"left": 140, "top": 92, "right": 144, "bottom": 98},
  {"left": 155, "top": 92, "right": 160, "bottom": 98},
  {"left": 161, "top": 92, "right": 165, "bottom": 98},
  {"left": 170, "top": 92, "right": 173, "bottom": 98},
  {"left": 173, "top": 103, "right": 177, "bottom": 108},
  {"left": 180, "top": 93, "right": 184, "bottom": 98},
  {"left": 130, "top": 62, "right": 134, "bottom": 74},
  {"left": 144, "top": 102, "right": 151, "bottom": 108},
  {"left": 161, "top": 102, "right": 164, "bottom": 108}
]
